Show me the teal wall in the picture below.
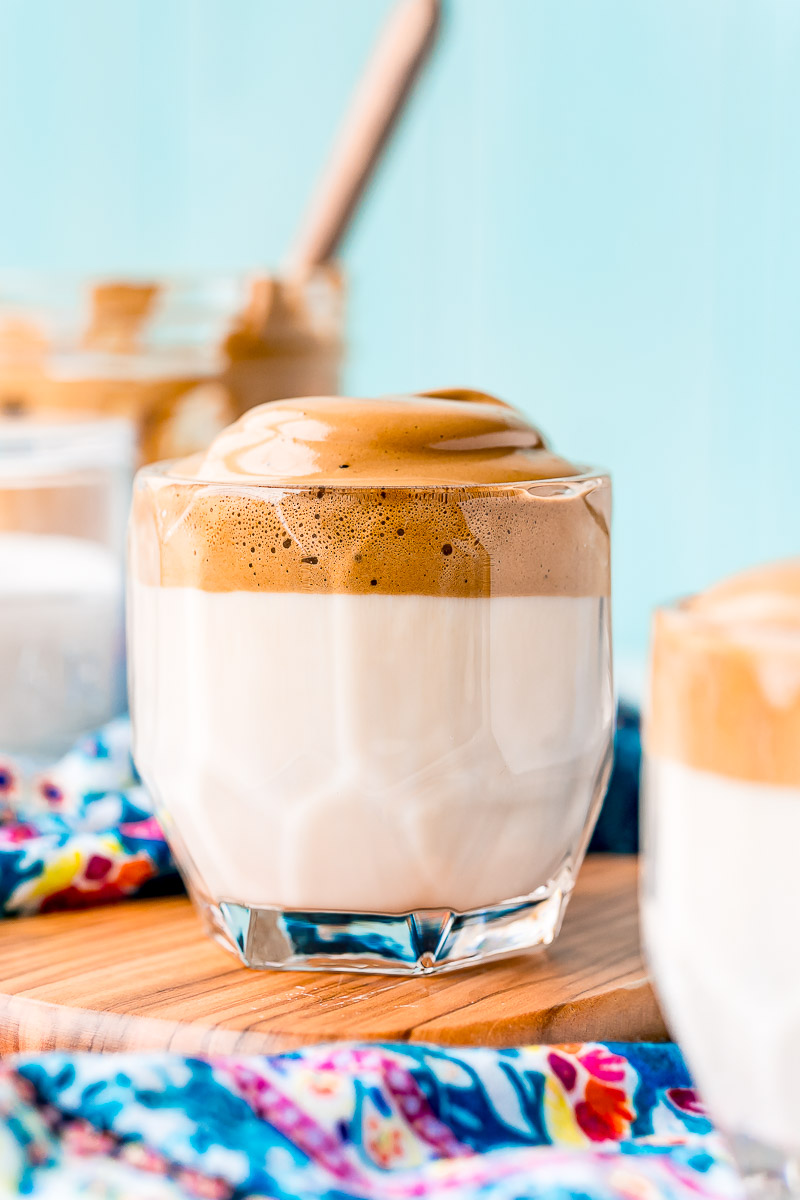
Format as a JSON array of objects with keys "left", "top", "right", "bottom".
[{"left": 1, "top": 0, "right": 798, "bottom": 673}]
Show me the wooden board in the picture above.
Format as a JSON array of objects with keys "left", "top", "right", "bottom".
[{"left": 0, "top": 855, "right": 666, "bottom": 1055}]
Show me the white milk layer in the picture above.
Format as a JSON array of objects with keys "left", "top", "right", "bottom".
[
  {"left": 0, "top": 533, "right": 124, "bottom": 758},
  {"left": 643, "top": 757, "right": 800, "bottom": 1154},
  {"left": 132, "top": 587, "right": 613, "bottom": 913}
]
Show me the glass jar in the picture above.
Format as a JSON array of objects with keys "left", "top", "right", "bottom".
[
  {"left": 129, "top": 466, "right": 613, "bottom": 974},
  {"left": 0, "top": 269, "right": 344, "bottom": 464},
  {"left": 0, "top": 413, "right": 134, "bottom": 760}
]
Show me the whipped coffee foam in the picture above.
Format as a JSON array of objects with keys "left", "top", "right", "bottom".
[
  {"left": 130, "top": 391, "right": 613, "bottom": 916},
  {"left": 648, "top": 559, "right": 800, "bottom": 786},
  {"left": 132, "top": 393, "right": 609, "bottom": 599},
  {"left": 175, "top": 391, "right": 581, "bottom": 486}
]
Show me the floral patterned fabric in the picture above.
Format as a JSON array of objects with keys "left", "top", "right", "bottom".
[
  {"left": 0, "top": 719, "right": 173, "bottom": 915},
  {"left": 0, "top": 713, "right": 641, "bottom": 916},
  {"left": 0, "top": 1041, "right": 739, "bottom": 1199},
  {"left": 0, "top": 1041, "right": 741, "bottom": 1200}
]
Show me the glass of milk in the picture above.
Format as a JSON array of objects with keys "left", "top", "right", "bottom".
[
  {"left": 0, "top": 414, "right": 134, "bottom": 762},
  {"left": 642, "top": 562, "right": 800, "bottom": 1197}
]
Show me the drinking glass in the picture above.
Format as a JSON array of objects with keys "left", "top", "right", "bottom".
[
  {"left": 129, "top": 467, "right": 614, "bottom": 974},
  {"left": 643, "top": 583, "right": 800, "bottom": 1195},
  {"left": 0, "top": 413, "right": 134, "bottom": 760}
]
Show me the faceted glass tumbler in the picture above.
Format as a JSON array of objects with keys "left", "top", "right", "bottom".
[{"left": 129, "top": 468, "right": 613, "bottom": 974}]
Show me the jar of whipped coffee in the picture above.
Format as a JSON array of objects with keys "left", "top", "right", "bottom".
[
  {"left": 129, "top": 390, "right": 613, "bottom": 973},
  {"left": 0, "top": 413, "right": 134, "bottom": 760},
  {"left": 0, "top": 270, "right": 344, "bottom": 464}
]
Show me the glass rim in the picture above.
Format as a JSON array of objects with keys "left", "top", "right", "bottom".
[{"left": 135, "top": 459, "right": 611, "bottom": 495}]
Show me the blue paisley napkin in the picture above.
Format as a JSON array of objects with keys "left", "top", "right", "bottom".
[
  {"left": 0, "top": 719, "right": 173, "bottom": 914},
  {"left": 0, "top": 1040, "right": 739, "bottom": 1200}
]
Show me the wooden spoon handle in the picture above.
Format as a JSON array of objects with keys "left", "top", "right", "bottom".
[{"left": 284, "top": 0, "right": 441, "bottom": 276}]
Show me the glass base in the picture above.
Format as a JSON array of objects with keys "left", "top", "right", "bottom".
[
  {"left": 728, "top": 1134, "right": 800, "bottom": 1200},
  {"left": 196, "top": 866, "right": 576, "bottom": 975}
]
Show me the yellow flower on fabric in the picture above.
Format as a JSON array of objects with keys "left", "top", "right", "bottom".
[
  {"left": 542, "top": 1075, "right": 587, "bottom": 1147},
  {"left": 17, "top": 847, "right": 83, "bottom": 901},
  {"left": 0, "top": 1123, "right": 25, "bottom": 1191}
]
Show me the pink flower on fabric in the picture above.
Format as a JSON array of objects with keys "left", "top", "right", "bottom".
[
  {"left": 306, "top": 1071, "right": 342, "bottom": 1096},
  {"left": 118, "top": 817, "right": 165, "bottom": 840},
  {"left": 175, "top": 1167, "right": 232, "bottom": 1198},
  {"left": 547, "top": 1044, "right": 636, "bottom": 1143},
  {"left": 365, "top": 1117, "right": 405, "bottom": 1168},
  {"left": 62, "top": 1120, "right": 117, "bottom": 1156},
  {"left": 578, "top": 1046, "right": 628, "bottom": 1084},
  {"left": 667, "top": 1088, "right": 707, "bottom": 1118},
  {"left": 548, "top": 1052, "right": 577, "bottom": 1091},
  {"left": 38, "top": 780, "right": 63, "bottom": 806},
  {"left": 0, "top": 823, "right": 39, "bottom": 844},
  {"left": 121, "top": 1141, "right": 170, "bottom": 1174},
  {"left": 85, "top": 855, "right": 113, "bottom": 881}
]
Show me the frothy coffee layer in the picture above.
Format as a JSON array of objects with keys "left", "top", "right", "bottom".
[
  {"left": 132, "top": 391, "right": 610, "bottom": 598},
  {"left": 648, "top": 560, "right": 800, "bottom": 786}
]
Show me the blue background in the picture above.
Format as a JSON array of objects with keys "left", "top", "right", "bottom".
[{"left": 1, "top": 0, "right": 798, "bottom": 679}]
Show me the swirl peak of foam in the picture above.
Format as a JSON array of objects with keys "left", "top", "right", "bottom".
[{"left": 170, "top": 389, "right": 581, "bottom": 486}]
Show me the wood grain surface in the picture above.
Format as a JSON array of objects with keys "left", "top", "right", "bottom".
[{"left": 0, "top": 855, "right": 667, "bottom": 1055}]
